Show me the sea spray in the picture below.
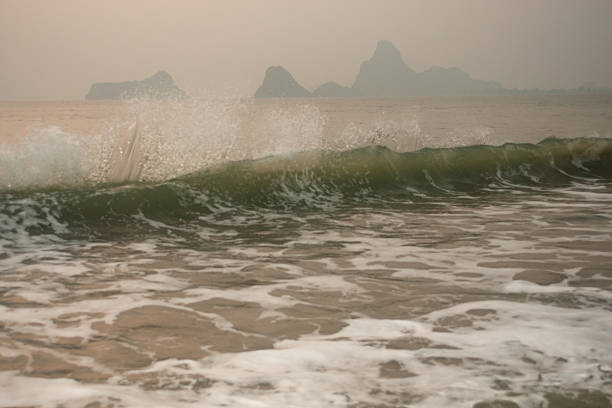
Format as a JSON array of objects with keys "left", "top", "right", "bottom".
[
  {"left": 0, "top": 126, "right": 107, "bottom": 190},
  {"left": 1, "top": 97, "right": 608, "bottom": 191}
]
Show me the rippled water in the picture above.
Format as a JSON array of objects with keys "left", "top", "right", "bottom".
[{"left": 1, "top": 96, "right": 612, "bottom": 408}]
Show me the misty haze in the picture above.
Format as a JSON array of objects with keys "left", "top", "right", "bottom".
[{"left": 1, "top": 1, "right": 612, "bottom": 408}]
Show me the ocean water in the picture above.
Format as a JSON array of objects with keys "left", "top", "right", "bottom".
[{"left": 1, "top": 96, "right": 612, "bottom": 408}]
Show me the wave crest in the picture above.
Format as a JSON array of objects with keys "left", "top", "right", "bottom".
[{"left": 1, "top": 137, "right": 611, "bottom": 241}]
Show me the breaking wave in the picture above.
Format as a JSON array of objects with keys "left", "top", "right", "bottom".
[{"left": 1, "top": 137, "right": 611, "bottom": 241}]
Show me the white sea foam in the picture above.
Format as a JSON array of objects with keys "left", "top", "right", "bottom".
[{"left": 4, "top": 297, "right": 609, "bottom": 408}]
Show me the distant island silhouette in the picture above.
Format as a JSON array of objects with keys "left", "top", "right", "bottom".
[
  {"left": 254, "top": 66, "right": 311, "bottom": 98},
  {"left": 83, "top": 42, "right": 611, "bottom": 100},
  {"left": 255, "top": 40, "right": 612, "bottom": 98},
  {"left": 85, "top": 71, "right": 185, "bottom": 100}
]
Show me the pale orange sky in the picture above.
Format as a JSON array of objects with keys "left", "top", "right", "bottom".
[{"left": 1, "top": 0, "right": 611, "bottom": 100}]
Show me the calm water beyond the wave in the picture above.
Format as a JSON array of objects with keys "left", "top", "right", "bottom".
[{"left": 1, "top": 96, "right": 612, "bottom": 408}]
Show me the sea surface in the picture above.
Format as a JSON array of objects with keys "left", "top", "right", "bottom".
[{"left": 1, "top": 96, "right": 612, "bottom": 408}]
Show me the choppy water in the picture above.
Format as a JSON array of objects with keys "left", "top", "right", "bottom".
[{"left": 1, "top": 96, "right": 612, "bottom": 408}]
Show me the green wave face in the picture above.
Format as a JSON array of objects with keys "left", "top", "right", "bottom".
[
  {"left": 180, "top": 137, "right": 612, "bottom": 197},
  {"left": 1, "top": 137, "right": 611, "bottom": 239}
]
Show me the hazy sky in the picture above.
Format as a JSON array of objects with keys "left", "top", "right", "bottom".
[{"left": 1, "top": 0, "right": 611, "bottom": 100}]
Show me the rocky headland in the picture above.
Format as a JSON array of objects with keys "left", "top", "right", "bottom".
[{"left": 254, "top": 40, "right": 609, "bottom": 98}]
